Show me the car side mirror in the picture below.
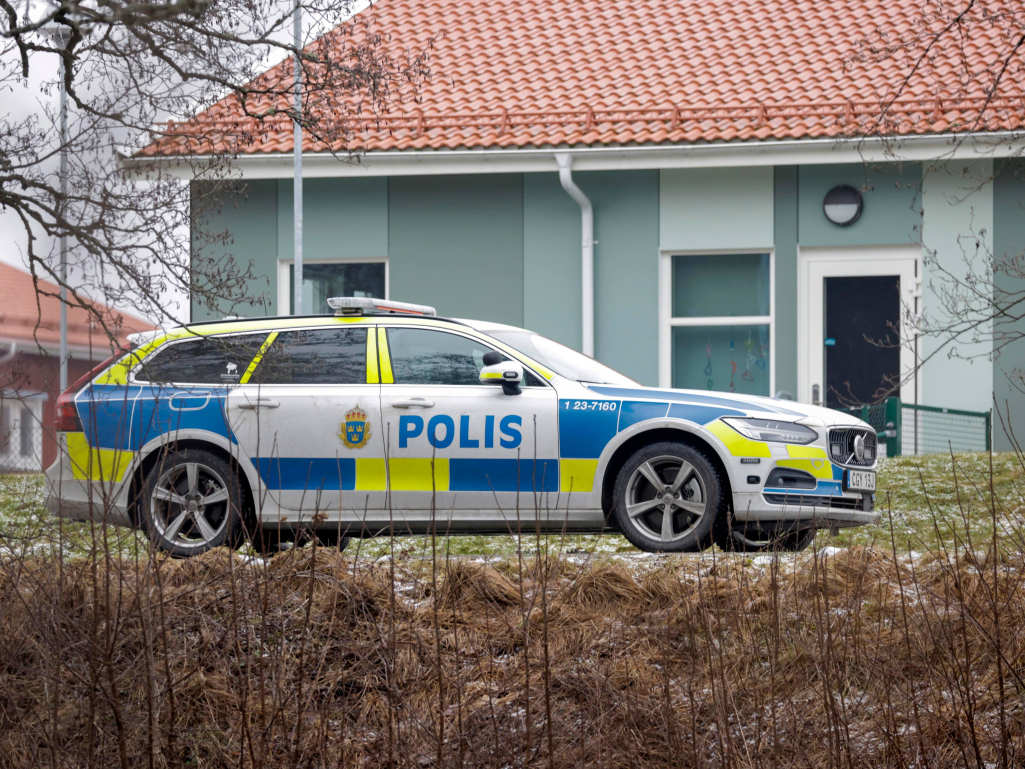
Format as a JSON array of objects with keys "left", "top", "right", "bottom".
[{"left": 479, "top": 354, "right": 523, "bottom": 395}]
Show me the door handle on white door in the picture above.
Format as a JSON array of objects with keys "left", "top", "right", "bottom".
[
  {"left": 237, "top": 399, "right": 280, "bottom": 409},
  {"left": 391, "top": 397, "right": 435, "bottom": 409}
]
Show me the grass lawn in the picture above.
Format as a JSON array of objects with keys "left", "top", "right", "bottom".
[{"left": 2, "top": 451, "right": 1022, "bottom": 560}]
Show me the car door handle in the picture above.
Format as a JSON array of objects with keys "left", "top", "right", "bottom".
[
  {"left": 391, "top": 397, "right": 435, "bottom": 409},
  {"left": 236, "top": 399, "right": 280, "bottom": 409}
]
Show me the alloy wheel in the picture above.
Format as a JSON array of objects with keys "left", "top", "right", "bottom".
[
  {"left": 150, "top": 461, "right": 231, "bottom": 549},
  {"left": 624, "top": 455, "right": 708, "bottom": 544}
]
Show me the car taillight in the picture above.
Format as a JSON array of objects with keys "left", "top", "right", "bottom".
[
  {"left": 53, "top": 350, "right": 124, "bottom": 432},
  {"left": 54, "top": 391, "right": 82, "bottom": 432}
]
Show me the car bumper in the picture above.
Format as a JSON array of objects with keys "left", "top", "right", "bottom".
[
  {"left": 44, "top": 451, "right": 133, "bottom": 528},
  {"left": 732, "top": 490, "right": 879, "bottom": 529}
]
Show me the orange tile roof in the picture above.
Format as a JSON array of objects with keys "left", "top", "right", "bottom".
[
  {"left": 143, "top": 0, "right": 1025, "bottom": 156},
  {"left": 0, "top": 262, "right": 153, "bottom": 353}
]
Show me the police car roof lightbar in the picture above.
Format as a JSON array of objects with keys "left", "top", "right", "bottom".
[{"left": 327, "top": 296, "right": 437, "bottom": 317}]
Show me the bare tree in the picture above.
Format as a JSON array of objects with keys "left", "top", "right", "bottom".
[
  {"left": 1, "top": 0, "right": 429, "bottom": 345},
  {"left": 846, "top": 1, "right": 1025, "bottom": 405}
]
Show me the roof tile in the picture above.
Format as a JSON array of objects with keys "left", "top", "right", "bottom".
[
  {"left": 142, "top": 0, "right": 1025, "bottom": 156},
  {"left": 0, "top": 263, "right": 152, "bottom": 350}
]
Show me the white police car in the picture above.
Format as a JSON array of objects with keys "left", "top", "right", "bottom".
[{"left": 46, "top": 297, "right": 879, "bottom": 556}]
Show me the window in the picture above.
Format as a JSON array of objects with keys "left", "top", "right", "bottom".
[
  {"left": 671, "top": 325, "right": 770, "bottom": 393},
  {"left": 135, "top": 334, "right": 269, "bottom": 384},
  {"left": 251, "top": 327, "right": 366, "bottom": 385},
  {"left": 672, "top": 253, "right": 770, "bottom": 318},
  {"left": 664, "top": 253, "right": 772, "bottom": 396},
  {"left": 387, "top": 328, "right": 498, "bottom": 386},
  {"left": 284, "top": 261, "right": 386, "bottom": 314}
]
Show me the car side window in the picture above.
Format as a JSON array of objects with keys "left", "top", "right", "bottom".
[
  {"left": 135, "top": 334, "right": 268, "bottom": 384},
  {"left": 386, "top": 327, "right": 544, "bottom": 386},
  {"left": 386, "top": 328, "right": 496, "bottom": 385},
  {"left": 250, "top": 327, "right": 366, "bottom": 385}
]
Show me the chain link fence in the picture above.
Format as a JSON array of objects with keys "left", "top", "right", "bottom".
[
  {"left": 0, "top": 393, "right": 45, "bottom": 473},
  {"left": 846, "top": 397, "right": 991, "bottom": 456}
]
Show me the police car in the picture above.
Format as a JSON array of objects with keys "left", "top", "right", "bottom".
[{"left": 45, "top": 297, "right": 879, "bottom": 556}]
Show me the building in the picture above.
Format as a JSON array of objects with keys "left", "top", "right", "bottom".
[
  {"left": 0, "top": 263, "right": 151, "bottom": 471},
  {"left": 138, "top": 0, "right": 1025, "bottom": 451}
]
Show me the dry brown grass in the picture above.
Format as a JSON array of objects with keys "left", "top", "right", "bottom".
[{"left": 0, "top": 536, "right": 1023, "bottom": 769}]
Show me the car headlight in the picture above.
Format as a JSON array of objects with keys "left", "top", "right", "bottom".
[{"left": 721, "top": 417, "right": 818, "bottom": 445}]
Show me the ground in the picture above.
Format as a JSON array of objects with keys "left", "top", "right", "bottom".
[
  {"left": 0, "top": 452, "right": 1022, "bottom": 767},
  {"left": 2, "top": 451, "right": 1022, "bottom": 559}
]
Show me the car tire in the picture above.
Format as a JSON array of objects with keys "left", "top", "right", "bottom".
[
  {"left": 611, "top": 442, "right": 727, "bottom": 553},
  {"left": 314, "top": 529, "right": 351, "bottom": 552},
  {"left": 714, "top": 519, "right": 816, "bottom": 553},
  {"left": 250, "top": 526, "right": 351, "bottom": 556},
  {"left": 141, "top": 448, "right": 244, "bottom": 557}
]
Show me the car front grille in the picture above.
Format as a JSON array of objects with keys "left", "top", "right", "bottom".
[
  {"left": 763, "top": 493, "right": 874, "bottom": 512},
  {"left": 828, "top": 427, "right": 877, "bottom": 467}
]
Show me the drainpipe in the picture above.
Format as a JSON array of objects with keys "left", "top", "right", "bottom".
[
  {"left": 555, "top": 153, "right": 594, "bottom": 357},
  {"left": 0, "top": 342, "right": 16, "bottom": 365}
]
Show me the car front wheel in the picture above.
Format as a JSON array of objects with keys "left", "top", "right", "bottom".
[
  {"left": 141, "top": 448, "right": 244, "bottom": 557},
  {"left": 611, "top": 442, "right": 727, "bottom": 553}
]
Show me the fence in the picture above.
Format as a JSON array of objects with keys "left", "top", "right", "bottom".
[
  {"left": 0, "top": 394, "right": 44, "bottom": 473},
  {"left": 846, "top": 397, "right": 991, "bottom": 456}
]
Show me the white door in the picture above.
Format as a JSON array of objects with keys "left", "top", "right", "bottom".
[
  {"left": 377, "top": 326, "right": 559, "bottom": 520},
  {"left": 798, "top": 246, "right": 920, "bottom": 407},
  {"left": 226, "top": 325, "right": 385, "bottom": 519}
]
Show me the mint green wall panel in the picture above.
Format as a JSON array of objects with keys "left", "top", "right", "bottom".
[
  {"left": 524, "top": 171, "right": 659, "bottom": 385},
  {"left": 660, "top": 167, "right": 773, "bottom": 251},
  {"left": 773, "top": 166, "right": 799, "bottom": 398},
  {"left": 387, "top": 175, "right": 524, "bottom": 325},
  {"left": 523, "top": 174, "right": 580, "bottom": 348},
  {"left": 589, "top": 171, "right": 660, "bottom": 384},
  {"left": 190, "top": 180, "right": 278, "bottom": 322},
  {"left": 920, "top": 160, "right": 993, "bottom": 413},
  {"left": 276, "top": 178, "right": 388, "bottom": 262},
  {"left": 799, "top": 163, "right": 922, "bottom": 246},
  {"left": 992, "top": 159, "right": 1025, "bottom": 451}
]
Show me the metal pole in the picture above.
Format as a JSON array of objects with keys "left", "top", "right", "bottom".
[
  {"left": 914, "top": 263, "right": 919, "bottom": 454},
  {"left": 58, "top": 47, "right": 68, "bottom": 391},
  {"left": 292, "top": 0, "right": 303, "bottom": 316}
]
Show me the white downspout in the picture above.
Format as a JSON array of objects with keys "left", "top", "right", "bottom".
[
  {"left": 0, "top": 342, "right": 17, "bottom": 365},
  {"left": 555, "top": 153, "right": 594, "bottom": 357}
]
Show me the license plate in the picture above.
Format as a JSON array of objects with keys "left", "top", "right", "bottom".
[{"left": 845, "top": 469, "right": 876, "bottom": 493}]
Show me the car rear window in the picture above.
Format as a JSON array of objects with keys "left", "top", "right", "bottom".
[
  {"left": 250, "top": 327, "right": 367, "bottom": 385},
  {"left": 135, "top": 334, "right": 268, "bottom": 384}
]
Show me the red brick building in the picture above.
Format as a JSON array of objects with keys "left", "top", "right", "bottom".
[{"left": 0, "top": 263, "right": 151, "bottom": 471}]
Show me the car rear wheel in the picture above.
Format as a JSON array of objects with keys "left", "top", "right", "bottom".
[
  {"left": 141, "top": 449, "right": 244, "bottom": 557},
  {"left": 714, "top": 519, "right": 816, "bottom": 552},
  {"left": 611, "top": 442, "right": 726, "bottom": 553}
]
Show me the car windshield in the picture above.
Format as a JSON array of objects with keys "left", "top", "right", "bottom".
[{"left": 488, "top": 329, "right": 637, "bottom": 386}]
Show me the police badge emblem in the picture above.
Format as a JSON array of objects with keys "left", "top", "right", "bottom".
[{"left": 340, "top": 407, "right": 371, "bottom": 449}]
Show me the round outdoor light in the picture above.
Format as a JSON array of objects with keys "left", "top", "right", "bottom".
[{"left": 822, "top": 184, "right": 863, "bottom": 226}]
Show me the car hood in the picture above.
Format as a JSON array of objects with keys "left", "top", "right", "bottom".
[{"left": 583, "top": 385, "right": 869, "bottom": 429}]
